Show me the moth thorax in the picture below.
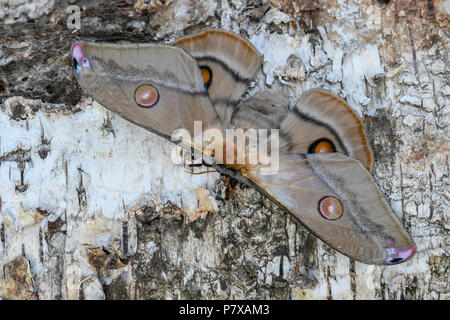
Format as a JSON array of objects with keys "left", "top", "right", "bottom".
[{"left": 218, "top": 138, "right": 258, "bottom": 171}]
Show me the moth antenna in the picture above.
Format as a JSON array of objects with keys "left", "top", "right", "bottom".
[
  {"left": 184, "top": 170, "right": 218, "bottom": 175},
  {"left": 226, "top": 176, "right": 247, "bottom": 208},
  {"left": 188, "top": 160, "right": 211, "bottom": 168}
]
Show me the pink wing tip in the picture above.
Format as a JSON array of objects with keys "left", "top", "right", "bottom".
[
  {"left": 71, "top": 42, "right": 85, "bottom": 61},
  {"left": 398, "top": 246, "right": 416, "bottom": 260},
  {"left": 386, "top": 246, "right": 416, "bottom": 265}
]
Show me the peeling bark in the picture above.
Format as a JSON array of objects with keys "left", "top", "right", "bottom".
[{"left": 0, "top": 0, "right": 448, "bottom": 300}]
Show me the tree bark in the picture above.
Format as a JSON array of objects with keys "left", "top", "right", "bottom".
[{"left": 0, "top": 0, "right": 448, "bottom": 300}]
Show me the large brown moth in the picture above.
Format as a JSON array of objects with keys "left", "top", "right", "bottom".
[{"left": 70, "top": 29, "right": 416, "bottom": 265}]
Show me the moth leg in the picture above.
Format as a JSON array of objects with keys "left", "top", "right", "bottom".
[
  {"left": 187, "top": 162, "right": 210, "bottom": 168},
  {"left": 184, "top": 170, "right": 218, "bottom": 175},
  {"left": 184, "top": 158, "right": 216, "bottom": 174},
  {"left": 184, "top": 160, "right": 217, "bottom": 174},
  {"left": 226, "top": 176, "right": 247, "bottom": 208}
]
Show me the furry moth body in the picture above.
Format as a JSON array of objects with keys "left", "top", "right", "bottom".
[{"left": 71, "top": 29, "right": 415, "bottom": 265}]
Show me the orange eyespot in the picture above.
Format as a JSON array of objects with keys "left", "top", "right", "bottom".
[
  {"left": 318, "top": 196, "right": 343, "bottom": 220},
  {"left": 314, "top": 141, "right": 334, "bottom": 153},
  {"left": 308, "top": 138, "right": 336, "bottom": 154},
  {"left": 200, "top": 66, "right": 212, "bottom": 89},
  {"left": 135, "top": 84, "right": 159, "bottom": 108}
]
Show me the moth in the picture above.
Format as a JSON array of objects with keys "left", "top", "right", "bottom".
[{"left": 70, "top": 29, "right": 415, "bottom": 265}]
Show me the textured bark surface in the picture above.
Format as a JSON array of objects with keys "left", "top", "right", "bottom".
[{"left": 0, "top": 0, "right": 448, "bottom": 300}]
